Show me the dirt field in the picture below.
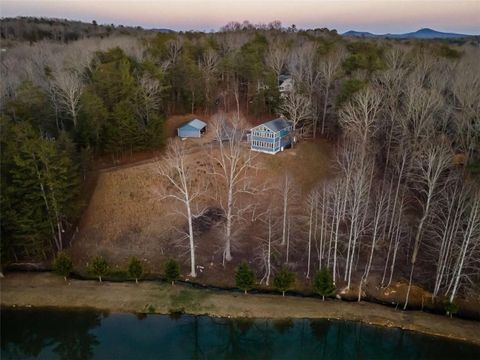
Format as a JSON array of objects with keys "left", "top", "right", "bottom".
[{"left": 2, "top": 272, "right": 480, "bottom": 346}]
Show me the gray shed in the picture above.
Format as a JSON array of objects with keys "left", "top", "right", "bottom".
[{"left": 177, "top": 119, "right": 207, "bottom": 138}]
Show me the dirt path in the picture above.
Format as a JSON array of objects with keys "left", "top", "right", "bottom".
[{"left": 2, "top": 273, "right": 479, "bottom": 345}]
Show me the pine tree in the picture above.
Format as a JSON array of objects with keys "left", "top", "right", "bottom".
[
  {"left": 273, "top": 267, "right": 295, "bottom": 296},
  {"left": 2, "top": 122, "right": 79, "bottom": 259},
  {"left": 91, "top": 256, "right": 109, "bottom": 282},
  {"left": 53, "top": 251, "right": 73, "bottom": 281},
  {"left": 235, "top": 261, "right": 255, "bottom": 294},
  {"left": 164, "top": 259, "right": 180, "bottom": 285},
  {"left": 313, "top": 268, "right": 336, "bottom": 300},
  {"left": 128, "top": 256, "right": 143, "bottom": 284}
]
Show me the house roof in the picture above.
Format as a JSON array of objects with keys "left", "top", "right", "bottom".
[
  {"left": 259, "top": 118, "right": 292, "bottom": 132},
  {"left": 179, "top": 118, "right": 207, "bottom": 130}
]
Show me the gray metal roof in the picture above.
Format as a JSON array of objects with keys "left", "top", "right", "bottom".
[
  {"left": 179, "top": 118, "right": 207, "bottom": 130},
  {"left": 260, "top": 118, "right": 292, "bottom": 132}
]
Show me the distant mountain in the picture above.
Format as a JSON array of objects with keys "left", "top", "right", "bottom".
[
  {"left": 150, "top": 28, "right": 175, "bottom": 33},
  {"left": 343, "top": 28, "right": 474, "bottom": 39},
  {"left": 342, "top": 30, "right": 376, "bottom": 38}
]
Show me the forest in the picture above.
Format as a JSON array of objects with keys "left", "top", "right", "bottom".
[{"left": 1, "top": 18, "right": 479, "bottom": 310}]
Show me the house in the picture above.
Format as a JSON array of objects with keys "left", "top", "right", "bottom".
[
  {"left": 278, "top": 75, "right": 294, "bottom": 96},
  {"left": 177, "top": 119, "right": 207, "bottom": 138},
  {"left": 250, "top": 117, "right": 293, "bottom": 154}
]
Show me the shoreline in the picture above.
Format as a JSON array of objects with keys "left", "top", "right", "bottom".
[{"left": 2, "top": 272, "right": 480, "bottom": 346}]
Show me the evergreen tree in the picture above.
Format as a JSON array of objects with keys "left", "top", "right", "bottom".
[
  {"left": 128, "top": 256, "right": 143, "bottom": 283},
  {"left": 1, "top": 121, "right": 80, "bottom": 259},
  {"left": 77, "top": 91, "right": 108, "bottom": 148},
  {"left": 90, "top": 256, "right": 109, "bottom": 282},
  {"left": 313, "top": 268, "right": 336, "bottom": 300},
  {"left": 164, "top": 259, "right": 180, "bottom": 285},
  {"left": 444, "top": 301, "right": 459, "bottom": 318},
  {"left": 273, "top": 267, "right": 295, "bottom": 296},
  {"left": 235, "top": 261, "right": 255, "bottom": 294},
  {"left": 53, "top": 251, "right": 73, "bottom": 281}
]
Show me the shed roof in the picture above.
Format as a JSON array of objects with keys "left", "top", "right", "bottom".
[
  {"left": 179, "top": 118, "right": 207, "bottom": 130},
  {"left": 260, "top": 117, "right": 292, "bottom": 132}
]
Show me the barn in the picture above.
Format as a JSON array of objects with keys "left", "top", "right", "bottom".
[{"left": 177, "top": 119, "right": 207, "bottom": 138}]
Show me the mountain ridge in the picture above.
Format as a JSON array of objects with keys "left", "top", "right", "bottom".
[{"left": 343, "top": 28, "right": 475, "bottom": 39}]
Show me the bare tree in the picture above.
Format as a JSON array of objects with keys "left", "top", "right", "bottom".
[
  {"left": 279, "top": 173, "right": 296, "bottom": 246},
  {"left": 166, "top": 38, "right": 183, "bottom": 67},
  {"left": 363, "top": 190, "right": 387, "bottom": 284},
  {"left": 258, "top": 212, "right": 275, "bottom": 286},
  {"left": 343, "top": 156, "right": 373, "bottom": 289},
  {"left": 339, "top": 86, "right": 382, "bottom": 165},
  {"left": 210, "top": 114, "right": 255, "bottom": 263},
  {"left": 404, "top": 142, "right": 452, "bottom": 309},
  {"left": 451, "top": 60, "right": 480, "bottom": 164},
  {"left": 137, "top": 74, "right": 163, "bottom": 123},
  {"left": 199, "top": 48, "right": 220, "bottom": 112},
  {"left": 279, "top": 86, "right": 311, "bottom": 146},
  {"left": 430, "top": 180, "right": 467, "bottom": 298},
  {"left": 266, "top": 39, "right": 289, "bottom": 81},
  {"left": 447, "top": 188, "right": 480, "bottom": 303},
  {"left": 157, "top": 140, "right": 205, "bottom": 277},
  {"left": 53, "top": 69, "right": 84, "bottom": 128},
  {"left": 318, "top": 49, "right": 344, "bottom": 136},
  {"left": 305, "top": 189, "right": 319, "bottom": 279}
]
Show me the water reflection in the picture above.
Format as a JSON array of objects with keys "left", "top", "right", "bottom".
[
  {"left": 2, "top": 309, "right": 479, "bottom": 360},
  {"left": 1, "top": 309, "right": 103, "bottom": 359}
]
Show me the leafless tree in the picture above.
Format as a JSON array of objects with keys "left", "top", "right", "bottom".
[
  {"left": 446, "top": 187, "right": 480, "bottom": 303},
  {"left": 266, "top": 39, "right": 289, "bottom": 81},
  {"left": 210, "top": 114, "right": 256, "bottom": 263},
  {"left": 157, "top": 140, "right": 206, "bottom": 277},
  {"left": 339, "top": 86, "right": 382, "bottom": 165},
  {"left": 199, "top": 48, "right": 220, "bottom": 112},
  {"left": 279, "top": 86, "right": 311, "bottom": 145},
  {"left": 404, "top": 142, "right": 452, "bottom": 309},
  {"left": 318, "top": 49, "right": 344, "bottom": 136},
  {"left": 137, "top": 74, "right": 163, "bottom": 123},
  {"left": 52, "top": 69, "right": 84, "bottom": 128},
  {"left": 278, "top": 173, "right": 296, "bottom": 246},
  {"left": 305, "top": 189, "right": 319, "bottom": 279}
]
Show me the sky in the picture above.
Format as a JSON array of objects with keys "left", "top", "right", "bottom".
[{"left": 1, "top": 0, "right": 479, "bottom": 34}]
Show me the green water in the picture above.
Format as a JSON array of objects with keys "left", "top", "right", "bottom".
[{"left": 1, "top": 308, "right": 479, "bottom": 359}]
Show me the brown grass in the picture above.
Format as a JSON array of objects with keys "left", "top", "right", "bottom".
[{"left": 70, "top": 135, "right": 335, "bottom": 280}]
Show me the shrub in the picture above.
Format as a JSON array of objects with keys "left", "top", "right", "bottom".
[
  {"left": 128, "top": 256, "right": 143, "bottom": 283},
  {"left": 53, "top": 251, "right": 73, "bottom": 281},
  {"left": 273, "top": 267, "right": 295, "bottom": 296},
  {"left": 164, "top": 259, "right": 180, "bottom": 285},
  {"left": 313, "top": 268, "right": 336, "bottom": 300},
  {"left": 90, "top": 256, "right": 109, "bottom": 282},
  {"left": 235, "top": 261, "right": 255, "bottom": 294},
  {"left": 444, "top": 301, "right": 459, "bottom": 318}
]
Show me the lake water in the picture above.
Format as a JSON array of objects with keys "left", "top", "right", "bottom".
[{"left": 1, "top": 308, "right": 479, "bottom": 359}]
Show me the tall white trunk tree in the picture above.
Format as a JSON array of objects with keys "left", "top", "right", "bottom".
[
  {"left": 157, "top": 140, "right": 205, "bottom": 278},
  {"left": 404, "top": 143, "right": 452, "bottom": 309},
  {"left": 210, "top": 114, "right": 255, "bottom": 263},
  {"left": 53, "top": 69, "right": 84, "bottom": 129}
]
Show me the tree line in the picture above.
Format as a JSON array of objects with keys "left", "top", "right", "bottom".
[{"left": 53, "top": 252, "right": 336, "bottom": 301}]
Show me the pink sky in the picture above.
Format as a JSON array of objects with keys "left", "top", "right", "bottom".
[{"left": 1, "top": 0, "right": 479, "bottom": 34}]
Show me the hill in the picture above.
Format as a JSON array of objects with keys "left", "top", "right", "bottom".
[
  {"left": 0, "top": 17, "right": 173, "bottom": 43},
  {"left": 343, "top": 28, "right": 474, "bottom": 39}
]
